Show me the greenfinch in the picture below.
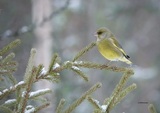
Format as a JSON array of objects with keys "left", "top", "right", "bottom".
[{"left": 95, "top": 27, "right": 132, "bottom": 65}]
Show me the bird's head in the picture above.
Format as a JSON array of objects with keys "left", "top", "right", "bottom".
[{"left": 95, "top": 27, "right": 111, "bottom": 41}]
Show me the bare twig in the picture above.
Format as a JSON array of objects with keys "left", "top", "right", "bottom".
[{"left": 0, "top": 0, "right": 70, "bottom": 39}]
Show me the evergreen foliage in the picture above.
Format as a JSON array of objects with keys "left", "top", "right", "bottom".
[
  {"left": 1, "top": 39, "right": 155, "bottom": 113},
  {"left": 148, "top": 104, "right": 157, "bottom": 113}
]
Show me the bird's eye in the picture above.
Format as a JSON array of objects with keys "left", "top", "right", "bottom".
[{"left": 97, "top": 31, "right": 103, "bottom": 35}]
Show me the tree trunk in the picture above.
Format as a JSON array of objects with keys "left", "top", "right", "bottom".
[{"left": 32, "top": 0, "right": 54, "bottom": 112}]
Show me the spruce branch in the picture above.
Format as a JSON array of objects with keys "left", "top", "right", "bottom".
[
  {"left": 52, "top": 61, "right": 71, "bottom": 72},
  {"left": 87, "top": 96, "right": 101, "bottom": 110},
  {"left": 64, "top": 82, "right": 102, "bottom": 113},
  {"left": 42, "top": 74, "right": 60, "bottom": 83},
  {"left": 106, "top": 69, "right": 134, "bottom": 113},
  {"left": 35, "top": 68, "right": 60, "bottom": 83},
  {"left": 0, "top": 52, "right": 17, "bottom": 78},
  {"left": 72, "top": 42, "right": 96, "bottom": 62},
  {"left": 25, "top": 105, "right": 35, "bottom": 113},
  {"left": 51, "top": 60, "right": 131, "bottom": 83},
  {"left": 0, "top": 61, "right": 17, "bottom": 69},
  {"left": 110, "top": 69, "right": 133, "bottom": 98},
  {"left": 18, "top": 48, "right": 37, "bottom": 113},
  {"left": 3, "top": 99, "right": 17, "bottom": 108},
  {"left": 71, "top": 66, "right": 89, "bottom": 81},
  {"left": 73, "top": 61, "right": 131, "bottom": 73},
  {"left": 0, "top": 39, "right": 21, "bottom": 56},
  {"left": 0, "top": 67, "right": 17, "bottom": 75},
  {"left": 0, "top": 56, "right": 18, "bottom": 76},
  {"left": 7, "top": 74, "right": 17, "bottom": 85},
  {"left": 35, "top": 64, "right": 44, "bottom": 78},
  {"left": 29, "top": 88, "right": 52, "bottom": 99},
  {"left": 0, "top": 38, "right": 138, "bottom": 113},
  {"left": 0, "top": 81, "right": 25, "bottom": 99},
  {"left": 48, "top": 53, "right": 59, "bottom": 73},
  {"left": 56, "top": 98, "right": 66, "bottom": 113},
  {"left": 103, "top": 98, "right": 110, "bottom": 105},
  {"left": 0, "top": 105, "right": 14, "bottom": 113},
  {"left": 148, "top": 104, "right": 157, "bottom": 113},
  {"left": 1, "top": 53, "right": 15, "bottom": 63},
  {"left": 93, "top": 109, "right": 101, "bottom": 113},
  {"left": 24, "top": 48, "right": 36, "bottom": 82},
  {"left": 112, "top": 83, "right": 137, "bottom": 110},
  {"left": 51, "top": 61, "right": 89, "bottom": 81},
  {"left": 34, "top": 102, "right": 50, "bottom": 113}
]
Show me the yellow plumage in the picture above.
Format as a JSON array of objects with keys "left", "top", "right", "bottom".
[{"left": 95, "top": 27, "right": 132, "bottom": 64}]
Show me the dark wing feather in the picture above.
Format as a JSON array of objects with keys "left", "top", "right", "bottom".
[{"left": 109, "top": 36, "right": 130, "bottom": 59}]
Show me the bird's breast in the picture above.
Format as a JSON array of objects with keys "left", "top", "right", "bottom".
[{"left": 97, "top": 39, "right": 122, "bottom": 61}]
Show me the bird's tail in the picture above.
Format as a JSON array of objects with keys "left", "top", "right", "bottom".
[{"left": 119, "top": 57, "right": 132, "bottom": 65}]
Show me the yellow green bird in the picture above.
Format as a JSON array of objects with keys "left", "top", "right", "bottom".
[{"left": 95, "top": 27, "right": 132, "bottom": 65}]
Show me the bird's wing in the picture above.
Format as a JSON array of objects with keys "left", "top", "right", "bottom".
[{"left": 109, "top": 36, "right": 130, "bottom": 59}]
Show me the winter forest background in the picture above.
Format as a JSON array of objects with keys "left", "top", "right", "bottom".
[{"left": 0, "top": 0, "right": 160, "bottom": 113}]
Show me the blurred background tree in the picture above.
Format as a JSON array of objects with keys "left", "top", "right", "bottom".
[{"left": 0, "top": 0, "right": 160, "bottom": 113}]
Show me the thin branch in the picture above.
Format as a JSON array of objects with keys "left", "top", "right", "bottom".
[
  {"left": 34, "top": 102, "right": 50, "bottom": 113},
  {"left": 56, "top": 98, "right": 65, "bottom": 113},
  {"left": 18, "top": 49, "right": 36, "bottom": 113},
  {"left": 0, "top": 39, "right": 21, "bottom": 56},
  {"left": 72, "top": 42, "right": 96, "bottom": 62},
  {"left": 113, "top": 83, "right": 137, "bottom": 108},
  {"left": 40, "top": 0, "right": 70, "bottom": 26},
  {"left": 64, "top": 82, "right": 102, "bottom": 113},
  {"left": 148, "top": 104, "right": 157, "bottom": 113},
  {"left": 71, "top": 66, "right": 89, "bottom": 81},
  {"left": 106, "top": 70, "right": 134, "bottom": 113},
  {"left": 87, "top": 96, "right": 101, "bottom": 110},
  {"left": 0, "top": 0, "right": 71, "bottom": 39},
  {"left": 52, "top": 60, "right": 133, "bottom": 73}
]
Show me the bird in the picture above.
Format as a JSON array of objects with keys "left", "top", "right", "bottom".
[{"left": 95, "top": 27, "right": 132, "bottom": 65}]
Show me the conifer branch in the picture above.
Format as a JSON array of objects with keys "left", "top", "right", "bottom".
[
  {"left": 48, "top": 53, "right": 59, "bottom": 73},
  {"left": 72, "top": 42, "right": 96, "bottom": 62},
  {"left": 109, "top": 69, "right": 133, "bottom": 98},
  {"left": 112, "top": 83, "right": 137, "bottom": 110},
  {"left": 148, "top": 104, "right": 157, "bottom": 113},
  {"left": 0, "top": 39, "right": 21, "bottom": 56},
  {"left": 34, "top": 102, "right": 50, "bottom": 113},
  {"left": 0, "top": 39, "right": 138, "bottom": 113},
  {"left": 103, "top": 98, "right": 110, "bottom": 105},
  {"left": 51, "top": 60, "right": 132, "bottom": 82},
  {"left": 32, "top": 65, "right": 58, "bottom": 83},
  {"left": 73, "top": 61, "right": 131, "bottom": 73},
  {"left": 56, "top": 98, "right": 65, "bottom": 113},
  {"left": 24, "top": 48, "right": 36, "bottom": 82},
  {"left": 87, "top": 96, "right": 101, "bottom": 109},
  {"left": 64, "top": 82, "right": 102, "bottom": 113},
  {"left": 106, "top": 69, "right": 134, "bottom": 113},
  {"left": 71, "top": 66, "right": 89, "bottom": 81},
  {"left": 7, "top": 74, "right": 17, "bottom": 85},
  {"left": 0, "top": 61, "right": 17, "bottom": 69},
  {"left": 29, "top": 88, "right": 52, "bottom": 99},
  {"left": 18, "top": 49, "right": 36, "bottom": 113},
  {"left": 3, "top": 99, "right": 17, "bottom": 108},
  {"left": 0, "top": 68, "right": 17, "bottom": 75},
  {"left": 0, "top": 55, "right": 18, "bottom": 76},
  {"left": 0, "top": 81, "right": 25, "bottom": 99},
  {"left": 1, "top": 53, "right": 15, "bottom": 63},
  {"left": 93, "top": 109, "right": 101, "bottom": 113},
  {"left": 35, "top": 64, "right": 44, "bottom": 78},
  {"left": 0, "top": 105, "right": 14, "bottom": 113}
]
